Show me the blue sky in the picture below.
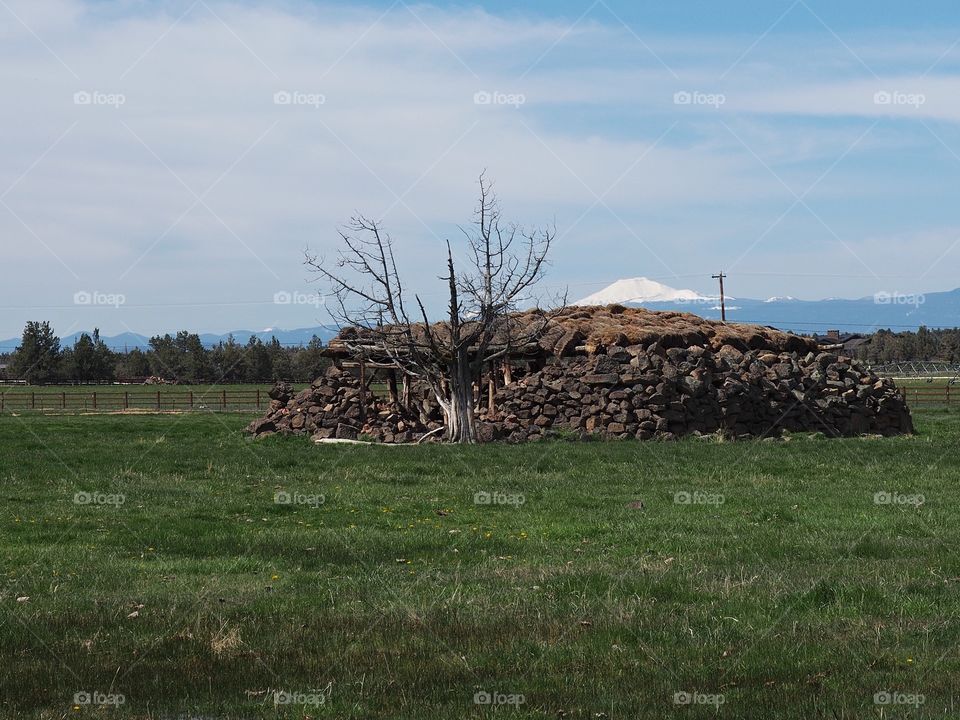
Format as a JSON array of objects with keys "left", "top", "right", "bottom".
[{"left": 3, "top": 0, "right": 960, "bottom": 338}]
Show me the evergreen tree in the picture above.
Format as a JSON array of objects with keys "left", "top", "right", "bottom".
[{"left": 11, "top": 321, "right": 61, "bottom": 383}]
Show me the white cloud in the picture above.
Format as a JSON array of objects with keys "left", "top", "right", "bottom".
[{"left": 2, "top": 0, "right": 960, "bottom": 336}]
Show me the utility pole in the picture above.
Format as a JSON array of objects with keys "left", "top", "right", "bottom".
[{"left": 711, "top": 272, "right": 727, "bottom": 321}]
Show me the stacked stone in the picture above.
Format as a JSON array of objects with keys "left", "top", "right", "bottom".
[
  {"left": 478, "top": 343, "right": 913, "bottom": 442},
  {"left": 245, "top": 366, "right": 437, "bottom": 442}
]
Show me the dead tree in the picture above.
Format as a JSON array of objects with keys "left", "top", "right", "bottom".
[{"left": 305, "top": 174, "right": 562, "bottom": 443}]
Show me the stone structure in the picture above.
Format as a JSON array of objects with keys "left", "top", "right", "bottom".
[{"left": 245, "top": 306, "right": 913, "bottom": 442}]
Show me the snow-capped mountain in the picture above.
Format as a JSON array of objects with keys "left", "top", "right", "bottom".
[
  {"left": 574, "top": 278, "right": 960, "bottom": 333},
  {"left": 575, "top": 277, "right": 712, "bottom": 305}
]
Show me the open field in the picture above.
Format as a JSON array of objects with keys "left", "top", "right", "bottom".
[{"left": 2, "top": 409, "right": 959, "bottom": 718}]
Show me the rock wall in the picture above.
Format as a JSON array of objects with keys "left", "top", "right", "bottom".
[
  {"left": 477, "top": 343, "right": 912, "bottom": 442},
  {"left": 246, "top": 343, "right": 913, "bottom": 442},
  {"left": 245, "top": 367, "right": 441, "bottom": 442}
]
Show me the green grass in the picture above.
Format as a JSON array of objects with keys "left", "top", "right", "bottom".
[{"left": 2, "top": 409, "right": 960, "bottom": 718}]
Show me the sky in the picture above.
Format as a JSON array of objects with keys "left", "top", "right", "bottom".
[{"left": 3, "top": 0, "right": 960, "bottom": 339}]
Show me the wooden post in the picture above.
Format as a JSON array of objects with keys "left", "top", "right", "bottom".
[
  {"left": 221, "top": 389, "right": 227, "bottom": 411},
  {"left": 31, "top": 392, "right": 35, "bottom": 410},
  {"left": 92, "top": 391, "right": 97, "bottom": 410},
  {"left": 62, "top": 391, "right": 66, "bottom": 409},
  {"left": 124, "top": 391, "right": 129, "bottom": 410},
  {"left": 402, "top": 375, "right": 410, "bottom": 408},
  {"left": 503, "top": 361, "right": 512, "bottom": 386},
  {"left": 487, "top": 371, "right": 495, "bottom": 415},
  {"left": 256, "top": 388, "right": 260, "bottom": 410},
  {"left": 189, "top": 390, "right": 194, "bottom": 409},
  {"left": 156, "top": 390, "right": 161, "bottom": 410},
  {"left": 387, "top": 370, "right": 398, "bottom": 405},
  {"left": 358, "top": 358, "right": 367, "bottom": 422}
]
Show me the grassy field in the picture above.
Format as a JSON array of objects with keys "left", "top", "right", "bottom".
[{"left": 2, "top": 409, "right": 959, "bottom": 718}]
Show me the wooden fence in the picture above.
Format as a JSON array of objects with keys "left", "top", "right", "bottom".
[
  {"left": 0, "top": 389, "right": 266, "bottom": 412},
  {"left": 0, "top": 386, "right": 954, "bottom": 413},
  {"left": 898, "top": 386, "right": 957, "bottom": 406}
]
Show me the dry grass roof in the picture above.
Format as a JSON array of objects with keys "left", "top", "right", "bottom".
[{"left": 327, "top": 304, "right": 817, "bottom": 357}]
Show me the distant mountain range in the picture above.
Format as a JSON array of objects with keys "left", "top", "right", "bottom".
[
  {"left": 574, "top": 277, "right": 960, "bottom": 333},
  {"left": 2, "top": 279, "right": 957, "bottom": 352},
  {"left": 0, "top": 326, "right": 338, "bottom": 353}
]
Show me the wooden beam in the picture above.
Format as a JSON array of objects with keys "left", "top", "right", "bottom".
[
  {"left": 487, "top": 365, "right": 495, "bottom": 415},
  {"left": 387, "top": 370, "right": 398, "bottom": 405},
  {"left": 358, "top": 358, "right": 366, "bottom": 423}
]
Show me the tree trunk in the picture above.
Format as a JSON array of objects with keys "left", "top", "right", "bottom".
[{"left": 443, "top": 359, "right": 477, "bottom": 443}]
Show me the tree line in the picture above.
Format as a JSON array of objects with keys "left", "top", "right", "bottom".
[
  {"left": 4, "top": 321, "right": 960, "bottom": 386},
  {"left": 0, "top": 321, "right": 330, "bottom": 385},
  {"left": 855, "top": 327, "right": 960, "bottom": 364}
]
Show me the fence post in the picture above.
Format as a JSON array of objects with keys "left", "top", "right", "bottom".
[
  {"left": 124, "top": 391, "right": 129, "bottom": 410},
  {"left": 93, "top": 392, "right": 97, "bottom": 410},
  {"left": 156, "top": 390, "right": 161, "bottom": 411},
  {"left": 31, "top": 392, "right": 35, "bottom": 410},
  {"left": 256, "top": 388, "right": 260, "bottom": 410},
  {"left": 62, "top": 391, "right": 66, "bottom": 409},
  {"left": 221, "top": 388, "right": 226, "bottom": 411},
  {"left": 189, "top": 391, "right": 194, "bottom": 409}
]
